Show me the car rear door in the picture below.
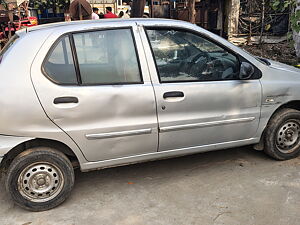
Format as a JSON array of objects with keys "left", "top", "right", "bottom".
[
  {"left": 139, "top": 25, "right": 262, "bottom": 152},
  {"left": 31, "top": 23, "right": 158, "bottom": 162}
]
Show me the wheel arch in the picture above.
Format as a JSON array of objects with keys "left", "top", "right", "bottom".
[
  {"left": 254, "top": 100, "right": 300, "bottom": 150},
  {"left": 0, "top": 138, "right": 80, "bottom": 176}
]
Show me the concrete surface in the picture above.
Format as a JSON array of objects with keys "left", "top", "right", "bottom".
[{"left": 0, "top": 146, "right": 300, "bottom": 225}]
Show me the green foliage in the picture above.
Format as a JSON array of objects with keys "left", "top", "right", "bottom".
[
  {"left": 271, "top": 0, "right": 296, "bottom": 11},
  {"left": 291, "top": 10, "right": 300, "bottom": 33},
  {"left": 271, "top": 0, "right": 300, "bottom": 34}
]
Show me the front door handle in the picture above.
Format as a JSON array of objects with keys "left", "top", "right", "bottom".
[
  {"left": 54, "top": 97, "right": 79, "bottom": 104},
  {"left": 163, "top": 91, "right": 184, "bottom": 99}
]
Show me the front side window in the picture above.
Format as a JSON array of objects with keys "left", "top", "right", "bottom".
[
  {"left": 146, "top": 29, "right": 240, "bottom": 82},
  {"left": 73, "top": 29, "right": 142, "bottom": 85},
  {"left": 43, "top": 36, "right": 77, "bottom": 84}
]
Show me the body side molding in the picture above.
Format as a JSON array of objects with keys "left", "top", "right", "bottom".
[
  {"left": 86, "top": 128, "right": 153, "bottom": 140},
  {"left": 160, "top": 117, "right": 256, "bottom": 133}
]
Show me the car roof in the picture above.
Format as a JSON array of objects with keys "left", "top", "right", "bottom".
[
  {"left": 15, "top": 18, "right": 197, "bottom": 37},
  {"left": 18, "top": 18, "right": 191, "bottom": 35}
]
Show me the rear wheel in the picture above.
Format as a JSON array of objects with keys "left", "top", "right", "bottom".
[
  {"left": 264, "top": 108, "right": 300, "bottom": 160},
  {"left": 5, "top": 147, "right": 74, "bottom": 211}
]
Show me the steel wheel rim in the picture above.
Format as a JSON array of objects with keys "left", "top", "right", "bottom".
[
  {"left": 18, "top": 162, "right": 64, "bottom": 203},
  {"left": 276, "top": 119, "right": 300, "bottom": 153}
]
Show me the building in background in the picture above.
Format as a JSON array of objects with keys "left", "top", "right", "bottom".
[
  {"left": 1, "top": 0, "right": 294, "bottom": 45},
  {"left": 28, "top": 0, "right": 70, "bottom": 24},
  {"left": 88, "top": 0, "right": 116, "bottom": 14},
  {"left": 149, "top": 0, "right": 292, "bottom": 43},
  {"left": 148, "top": 0, "right": 239, "bottom": 38},
  {"left": 88, "top": 0, "right": 149, "bottom": 17}
]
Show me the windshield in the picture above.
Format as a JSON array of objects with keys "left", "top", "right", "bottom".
[{"left": 0, "top": 34, "right": 19, "bottom": 64}]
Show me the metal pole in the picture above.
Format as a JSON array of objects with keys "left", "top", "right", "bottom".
[
  {"left": 131, "top": 0, "right": 146, "bottom": 17},
  {"left": 79, "top": 2, "right": 82, "bottom": 20},
  {"left": 21, "top": 0, "right": 29, "bottom": 17},
  {"left": 259, "top": 0, "right": 265, "bottom": 44},
  {"left": 151, "top": 0, "right": 153, "bottom": 18},
  {"left": 188, "top": 0, "right": 196, "bottom": 24}
]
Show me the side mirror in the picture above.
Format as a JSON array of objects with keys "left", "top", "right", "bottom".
[{"left": 239, "top": 62, "right": 255, "bottom": 80}]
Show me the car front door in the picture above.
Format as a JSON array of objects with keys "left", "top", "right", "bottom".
[
  {"left": 31, "top": 25, "right": 158, "bottom": 162},
  {"left": 141, "top": 27, "right": 262, "bottom": 152}
]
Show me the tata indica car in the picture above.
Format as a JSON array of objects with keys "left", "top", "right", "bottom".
[{"left": 0, "top": 19, "right": 300, "bottom": 211}]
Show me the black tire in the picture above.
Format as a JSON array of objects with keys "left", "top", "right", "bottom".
[
  {"left": 5, "top": 147, "right": 75, "bottom": 211},
  {"left": 264, "top": 108, "right": 300, "bottom": 160}
]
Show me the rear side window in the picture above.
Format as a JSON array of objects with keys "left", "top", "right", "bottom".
[
  {"left": 73, "top": 29, "right": 142, "bottom": 85},
  {"left": 43, "top": 36, "right": 78, "bottom": 84}
]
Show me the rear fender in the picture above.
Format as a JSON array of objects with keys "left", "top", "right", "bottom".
[{"left": 0, "top": 135, "right": 34, "bottom": 163}]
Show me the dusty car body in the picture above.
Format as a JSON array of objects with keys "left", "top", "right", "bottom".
[{"left": 0, "top": 19, "right": 300, "bottom": 211}]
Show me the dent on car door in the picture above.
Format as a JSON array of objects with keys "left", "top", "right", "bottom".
[
  {"left": 145, "top": 27, "right": 262, "bottom": 152},
  {"left": 33, "top": 27, "right": 158, "bottom": 162}
]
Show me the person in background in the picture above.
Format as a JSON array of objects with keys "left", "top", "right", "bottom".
[
  {"left": 118, "top": 11, "right": 124, "bottom": 18},
  {"left": 99, "top": 12, "right": 105, "bottom": 19},
  {"left": 92, "top": 7, "right": 100, "bottom": 20},
  {"left": 123, "top": 10, "right": 131, "bottom": 18},
  {"left": 104, "top": 7, "right": 118, "bottom": 18},
  {"left": 118, "top": 10, "right": 130, "bottom": 19}
]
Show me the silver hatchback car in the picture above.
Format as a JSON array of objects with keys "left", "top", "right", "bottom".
[{"left": 0, "top": 19, "right": 300, "bottom": 211}]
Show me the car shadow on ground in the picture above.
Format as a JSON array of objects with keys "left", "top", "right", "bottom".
[
  {"left": 1, "top": 146, "right": 264, "bottom": 199},
  {"left": 2, "top": 145, "right": 299, "bottom": 225},
  {"left": 73, "top": 146, "right": 270, "bottom": 189}
]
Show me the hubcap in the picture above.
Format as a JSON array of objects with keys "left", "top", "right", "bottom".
[
  {"left": 18, "top": 162, "right": 64, "bottom": 203},
  {"left": 276, "top": 120, "right": 300, "bottom": 153}
]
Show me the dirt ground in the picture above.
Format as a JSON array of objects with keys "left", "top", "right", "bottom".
[
  {"left": 1, "top": 146, "right": 300, "bottom": 225},
  {"left": 242, "top": 42, "right": 300, "bottom": 66}
]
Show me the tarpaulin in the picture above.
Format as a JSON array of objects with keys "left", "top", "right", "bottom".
[{"left": 70, "top": 0, "right": 92, "bottom": 20}]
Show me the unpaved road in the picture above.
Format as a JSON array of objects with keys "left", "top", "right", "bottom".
[{"left": 1, "top": 146, "right": 300, "bottom": 225}]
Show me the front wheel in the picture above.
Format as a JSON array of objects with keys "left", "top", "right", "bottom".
[
  {"left": 5, "top": 147, "right": 75, "bottom": 211},
  {"left": 264, "top": 108, "right": 300, "bottom": 160}
]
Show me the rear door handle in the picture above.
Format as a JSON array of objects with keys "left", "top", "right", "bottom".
[
  {"left": 163, "top": 91, "right": 184, "bottom": 99},
  {"left": 54, "top": 97, "right": 79, "bottom": 104}
]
